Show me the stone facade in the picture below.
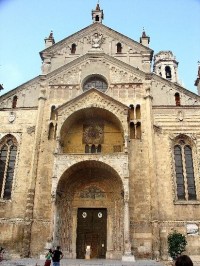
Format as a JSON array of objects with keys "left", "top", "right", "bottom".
[{"left": 0, "top": 4, "right": 200, "bottom": 261}]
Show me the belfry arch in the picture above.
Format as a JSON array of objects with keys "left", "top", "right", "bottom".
[{"left": 52, "top": 160, "right": 128, "bottom": 259}]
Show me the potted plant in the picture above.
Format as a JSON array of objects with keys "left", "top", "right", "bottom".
[{"left": 167, "top": 231, "right": 187, "bottom": 260}]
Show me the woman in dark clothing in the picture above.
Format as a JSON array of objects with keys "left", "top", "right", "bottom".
[
  {"left": 175, "top": 255, "right": 193, "bottom": 266},
  {"left": 52, "top": 246, "right": 63, "bottom": 266}
]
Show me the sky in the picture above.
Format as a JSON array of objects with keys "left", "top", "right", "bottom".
[{"left": 0, "top": 0, "right": 200, "bottom": 95}]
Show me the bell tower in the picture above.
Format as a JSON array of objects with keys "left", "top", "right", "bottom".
[
  {"left": 153, "top": 51, "right": 179, "bottom": 83},
  {"left": 92, "top": 2, "right": 104, "bottom": 23}
]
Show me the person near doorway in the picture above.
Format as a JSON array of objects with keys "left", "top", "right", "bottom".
[
  {"left": 52, "top": 246, "right": 63, "bottom": 266},
  {"left": 44, "top": 249, "right": 53, "bottom": 266},
  {"left": 175, "top": 255, "right": 193, "bottom": 266}
]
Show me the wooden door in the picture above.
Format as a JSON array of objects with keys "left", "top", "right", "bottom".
[{"left": 76, "top": 208, "right": 107, "bottom": 259}]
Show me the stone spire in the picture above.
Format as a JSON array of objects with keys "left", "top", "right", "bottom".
[
  {"left": 0, "top": 84, "right": 3, "bottom": 92},
  {"left": 195, "top": 62, "right": 200, "bottom": 95},
  {"left": 140, "top": 28, "right": 150, "bottom": 47},
  {"left": 92, "top": 2, "right": 104, "bottom": 23},
  {"left": 44, "top": 30, "right": 55, "bottom": 48}
]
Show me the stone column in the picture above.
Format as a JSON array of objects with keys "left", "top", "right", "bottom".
[
  {"left": 124, "top": 198, "right": 131, "bottom": 255},
  {"left": 122, "top": 182, "right": 135, "bottom": 262},
  {"left": 39, "top": 195, "right": 55, "bottom": 259},
  {"left": 71, "top": 208, "right": 77, "bottom": 259},
  {"left": 160, "top": 227, "right": 168, "bottom": 260},
  {"left": 106, "top": 208, "right": 113, "bottom": 259},
  {"left": 124, "top": 134, "right": 128, "bottom": 153},
  {"left": 144, "top": 83, "right": 160, "bottom": 258},
  {"left": 49, "top": 195, "right": 56, "bottom": 245},
  {"left": 22, "top": 77, "right": 47, "bottom": 257},
  {"left": 52, "top": 201, "right": 58, "bottom": 247}
]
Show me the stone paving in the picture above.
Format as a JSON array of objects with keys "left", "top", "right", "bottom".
[
  {"left": 0, "top": 258, "right": 199, "bottom": 266},
  {"left": 0, "top": 258, "right": 165, "bottom": 266}
]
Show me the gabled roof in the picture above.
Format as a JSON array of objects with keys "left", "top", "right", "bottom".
[
  {"left": 56, "top": 87, "right": 128, "bottom": 113},
  {"left": 40, "top": 22, "right": 153, "bottom": 59},
  {"left": 46, "top": 51, "right": 146, "bottom": 83}
]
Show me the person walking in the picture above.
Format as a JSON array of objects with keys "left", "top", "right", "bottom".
[
  {"left": 44, "top": 248, "right": 53, "bottom": 266},
  {"left": 52, "top": 246, "right": 63, "bottom": 266}
]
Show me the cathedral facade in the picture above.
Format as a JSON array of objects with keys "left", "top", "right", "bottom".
[{"left": 0, "top": 4, "right": 200, "bottom": 260}]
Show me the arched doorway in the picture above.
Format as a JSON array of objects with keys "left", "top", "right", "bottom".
[{"left": 53, "top": 161, "right": 124, "bottom": 259}]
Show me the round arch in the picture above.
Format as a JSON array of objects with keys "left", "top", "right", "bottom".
[
  {"left": 82, "top": 74, "right": 108, "bottom": 93},
  {"left": 53, "top": 160, "right": 125, "bottom": 259},
  {"left": 59, "top": 107, "right": 125, "bottom": 154}
]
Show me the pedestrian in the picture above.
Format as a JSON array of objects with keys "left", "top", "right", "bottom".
[
  {"left": 52, "top": 246, "right": 63, "bottom": 266},
  {"left": 175, "top": 255, "right": 193, "bottom": 266},
  {"left": 44, "top": 248, "right": 53, "bottom": 266},
  {"left": 0, "top": 247, "right": 4, "bottom": 262}
]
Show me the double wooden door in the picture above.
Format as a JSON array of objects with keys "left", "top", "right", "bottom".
[{"left": 76, "top": 208, "right": 107, "bottom": 259}]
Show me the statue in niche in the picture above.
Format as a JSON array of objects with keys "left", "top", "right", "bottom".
[{"left": 91, "top": 33, "right": 104, "bottom": 49}]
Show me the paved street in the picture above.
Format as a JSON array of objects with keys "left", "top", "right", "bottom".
[
  {"left": 0, "top": 258, "right": 164, "bottom": 266},
  {"left": 0, "top": 258, "right": 200, "bottom": 266}
]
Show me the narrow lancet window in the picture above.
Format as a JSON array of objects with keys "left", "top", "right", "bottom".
[
  {"left": 165, "top": 66, "right": 172, "bottom": 79},
  {"left": 136, "top": 105, "right": 141, "bottom": 120},
  {"left": 136, "top": 122, "right": 141, "bottom": 139},
  {"left": 50, "top": 105, "right": 56, "bottom": 120},
  {"left": 85, "top": 145, "right": 89, "bottom": 153},
  {"left": 48, "top": 123, "right": 54, "bottom": 140},
  {"left": 12, "top": 96, "right": 18, "bottom": 108},
  {"left": 184, "top": 145, "right": 196, "bottom": 200},
  {"left": 0, "top": 136, "right": 17, "bottom": 200},
  {"left": 174, "top": 145, "right": 185, "bottom": 200},
  {"left": 174, "top": 139, "right": 197, "bottom": 201},
  {"left": 117, "top": 43, "right": 122, "bottom": 53},
  {"left": 130, "top": 122, "right": 135, "bottom": 139},
  {"left": 129, "top": 105, "right": 134, "bottom": 120},
  {"left": 91, "top": 144, "right": 96, "bottom": 153},
  {"left": 71, "top": 43, "right": 76, "bottom": 54},
  {"left": 175, "top": 93, "right": 181, "bottom": 106},
  {"left": 97, "top": 144, "right": 101, "bottom": 153}
]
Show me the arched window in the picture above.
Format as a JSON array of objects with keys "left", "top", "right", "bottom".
[
  {"left": 12, "top": 96, "right": 18, "bottom": 108},
  {"left": 174, "top": 139, "right": 196, "bottom": 200},
  {"left": 175, "top": 92, "right": 181, "bottom": 106},
  {"left": 50, "top": 105, "right": 56, "bottom": 120},
  {"left": 136, "top": 105, "right": 141, "bottom": 120},
  {"left": 117, "top": 42, "right": 122, "bottom": 53},
  {"left": 85, "top": 145, "right": 89, "bottom": 153},
  {"left": 91, "top": 144, "right": 96, "bottom": 153},
  {"left": 136, "top": 122, "right": 141, "bottom": 139},
  {"left": 165, "top": 66, "right": 172, "bottom": 79},
  {"left": 71, "top": 43, "right": 76, "bottom": 54},
  {"left": 129, "top": 105, "right": 134, "bottom": 120},
  {"left": 48, "top": 123, "right": 54, "bottom": 140},
  {"left": 97, "top": 144, "right": 101, "bottom": 153},
  {"left": 0, "top": 136, "right": 17, "bottom": 199},
  {"left": 54, "top": 123, "right": 57, "bottom": 140},
  {"left": 95, "top": 15, "right": 99, "bottom": 22},
  {"left": 83, "top": 76, "right": 108, "bottom": 92},
  {"left": 130, "top": 122, "right": 135, "bottom": 139}
]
